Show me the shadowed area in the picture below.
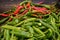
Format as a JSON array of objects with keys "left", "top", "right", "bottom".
[{"left": 0, "top": 0, "right": 56, "bottom": 13}]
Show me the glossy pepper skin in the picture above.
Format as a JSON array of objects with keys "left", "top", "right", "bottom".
[
  {"left": 0, "top": 17, "right": 9, "bottom": 24},
  {"left": 0, "top": 14, "right": 10, "bottom": 17},
  {"left": 26, "top": 2, "right": 31, "bottom": 8},
  {"left": 13, "top": 5, "right": 24, "bottom": 15}
]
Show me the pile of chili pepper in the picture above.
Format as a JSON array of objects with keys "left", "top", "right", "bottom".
[{"left": 0, "top": 0, "right": 60, "bottom": 40}]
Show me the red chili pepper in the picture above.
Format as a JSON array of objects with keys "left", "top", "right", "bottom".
[
  {"left": 21, "top": 10, "right": 28, "bottom": 15},
  {"left": 32, "top": 14, "right": 38, "bottom": 17},
  {"left": 32, "top": 6, "right": 47, "bottom": 10},
  {"left": 0, "top": 14, "right": 10, "bottom": 17},
  {"left": 32, "top": 6, "right": 40, "bottom": 10},
  {"left": 39, "top": 8, "right": 47, "bottom": 11},
  {"left": 26, "top": 2, "right": 31, "bottom": 8},
  {"left": 32, "top": 6, "right": 49, "bottom": 14},
  {"left": 38, "top": 10, "right": 47, "bottom": 14},
  {"left": 13, "top": 5, "right": 24, "bottom": 15},
  {"left": 9, "top": 18, "right": 12, "bottom": 21},
  {"left": 32, "top": 10, "right": 46, "bottom": 15}
]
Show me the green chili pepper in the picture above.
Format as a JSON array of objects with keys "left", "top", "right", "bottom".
[
  {"left": 0, "top": 17, "right": 9, "bottom": 24},
  {"left": 2, "top": 25, "right": 32, "bottom": 38},
  {"left": 43, "top": 14, "right": 50, "bottom": 17},
  {"left": 39, "top": 19, "right": 59, "bottom": 35},
  {"left": 20, "top": 1, "right": 29, "bottom": 5},
  {"left": 26, "top": 26, "right": 34, "bottom": 34},
  {"left": 15, "top": 18, "right": 36, "bottom": 26},
  {"left": 44, "top": 29, "right": 52, "bottom": 38},
  {"left": 39, "top": 26, "right": 46, "bottom": 30},
  {"left": 33, "top": 26, "right": 45, "bottom": 37},
  {"left": 22, "top": 22, "right": 33, "bottom": 26},
  {"left": 10, "top": 33, "right": 17, "bottom": 40},
  {"left": 31, "top": 2, "right": 50, "bottom": 9},
  {"left": 48, "top": 29, "right": 53, "bottom": 37},
  {"left": 40, "top": 4, "right": 51, "bottom": 9},
  {"left": 26, "top": 26, "right": 34, "bottom": 37},
  {"left": 27, "top": 37, "right": 34, "bottom": 40},
  {"left": 10, "top": 31, "right": 14, "bottom": 40},
  {"left": 4, "top": 29, "right": 10, "bottom": 40},
  {"left": 25, "top": 0, "right": 30, "bottom": 1},
  {"left": 50, "top": 15, "right": 59, "bottom": 32},
  {"left": 21, "top": 23, "right": 34, "bottom": 37},
  {"left": 20, "top": 9, "right": 25, "bottom": 13},
  {"left": 42, "top": 15, "right": 51, "bottom": 24},
  {"left": 51, "top": 12, "right": 58, "bottom": 20},
  {"left": 0, "top": 0, "right": 60, "bottom": 40},
  {"left": 7, "top": 17, "right": 19, "bottom": 26},
  {"left": 22, "top": 22, "right": 38, "bottom": 27},
  {"left": 24, "top": 12, "right": 32, "bottom": 17},
  {"left": 37, "top": 23, "right": 41, "bottom": 26},
  {"left": 50, "top": 15, "right": 60, "bottom": 37},
  {"left": 2, "top": 25, "right": 21, "bottom": 32},
  {"left": 10, "top": 36, "right": 17, "bottom": 40},
  {"left": 11, "top": 31, "right": 32, "bottom": 38},
  {"left": 56, "top": 23, "right": 60, "bottom": 27},
  {"left": 33, "top": 32, "right": 44, "bottom": 39}
]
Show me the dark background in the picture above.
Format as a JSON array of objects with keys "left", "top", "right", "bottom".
[{"left": 0, "top": 0, "right": 56, "bottom": 12}]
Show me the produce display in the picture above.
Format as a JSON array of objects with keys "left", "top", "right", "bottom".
[{"left": 0, "top": 0, "right": 60, "bottom": 40}]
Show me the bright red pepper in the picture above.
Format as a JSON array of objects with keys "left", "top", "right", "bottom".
[
  {"left": 32, "top": 6, "right": 47, "bottom": 10},
  {"left": 13, "top": 5, "right": 24, "bottom": 15},
  {"left": 0, "top": 14, "right": 10, "bottom": 17},
  {"left": 32, "top": 6, "right": 39, "bottom": 10},
  {"left": 32, "top": 10, "right": 46, "bottom": 15},
  {"left": 32, "top": 6, "right": 50, "bottom": 14},
  {"left": 21, "top": 10, "right": 28, "bottom": 15},
  {"left": 26, "top": 2, "right": 30, "bottom": 8},
  {"left": 39, "top": 8, "right": 47, "bottom": 11}
]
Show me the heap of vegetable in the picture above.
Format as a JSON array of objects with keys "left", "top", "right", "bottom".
[{"left": 0, "top": 0, "right": 60, "bottom": 40}]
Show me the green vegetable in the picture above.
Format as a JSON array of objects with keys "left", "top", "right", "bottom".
[
  {"left": 0, "top": 0, "right": 60, "bottom": 40},
  {"left": 0, "top": 17, "right": 9, "bottom": 24},
  {"left": 31, "top": 3, "right": 50, "bottom": 9},
  {"left": 10, "top": 32, "right": 17, "bottom": 40},
  {"left": 50, "top": 15, "right": 59, "bottom": 34},
  {"left": 20, "top": 1, "right": 29, "bottom": 5},
  {"left": 15, "top": 18, "right": 36, "bottom": 26},
  {"left": 2, "top": 25, "right": 21, "bottom": 32},
  {"left": 44, "top": 29, "right": 52, "bottom": 38},
  {"left": 10, "top": 31, "right": 32, "bottom": 38},
  {"left": 33, "top": 26, "right": 45, "bottom": 37},
  {"left": 39, "top": 19, "right": 59, "bottom": 35},
  {"left": 51, "top": 12, "right": 58, "bottom": 20},
  {"left": 27, "top": 38, "right": 34, "bottom": 40},
  {"left": 4, "top": 29, "right": 10, "bottom": 40}
]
